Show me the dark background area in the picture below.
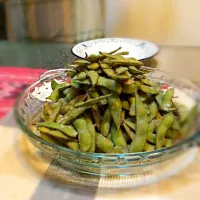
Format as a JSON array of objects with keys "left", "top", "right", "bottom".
[{"left": 0, "top": 2, "right": 6, "bottom": 39}]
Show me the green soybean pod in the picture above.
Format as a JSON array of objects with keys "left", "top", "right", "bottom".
[
  {"left": 124, "top": 119, "right": 136, "bottom": 131},
  {"left": 155, "top": 91, "right": 164, "bottom": 106},
  {"left": 108, "top": 95, "right": 122, "bottom": 129},
  {"left": 37, "top": 122, "right": 77, "bottom": 138},
  {"left": 49, "top": 102, "right": 61, "bottom": 122},
  {"left": 66, "top": 140, "right": 79, "bottom": 151},
  {"left": 129, "top": 94, "right": 149, "bottom": 152},
  {"left": 156, "top": 113, "right": 175, "bottom": 149},
  {"left": 122, "top": 82, "right": 139, "bottom": 94},
  {"left": 165, "top": 139, "right": 173, "bottom": 147},
  {"left": 65, "top": 87, "right": 81, "bottom": 101},
  {"left": 171, "top": 119, "right": 181, "bottom": 130},
  {"left": 128, "top": 97, "right": 136, "bottom": 116},
  {"left": 73, "top": 119, "right": 92, "bottom": 152},
  {"left": 73, "top": 79, "right": 91, "bottom": 85},
  {"left": 58, "top": 106, "right": 90, "bottom": 125},
  {"left": 163, "top": 88, "right": 174, "bottom": 106},
  {"left": 100, "top": 107, "right": 112, "bottom": 137},
  {"left": 97, "top": 76, "right": 122, "bottom": 94},
  {"left": 87, "top": 70, "right": 99, "bottom": 86},
  {"left": 107, "top": 133, "right": 112, "bottom": 140},
  {"left": 37, "top": 127, "right": 71, "bottom": 140},
  {"left": 123, "top": 123, "right": 135, "bottom": 140},
  {"left": 89, "top": 90, "right": 107, "bottom": 105},
  {"left": 146, "top": 120, "right": 156, "bottom": 144},
  {"left": 122, "top": 100, "right": 130, "bottom": 110},
  {"left": 139, "top": 85, "right": 160, "bottom": 95},
  {"left": 142, "top": 78, "right": 157, "bottom": 87},
  {"left": 102, "top": 68, "right": 115, "bottom": 79},
  {"left": 83, "top": 112, "right": 96, "bottom": 152},
  {"left": 128, "top": 66, "right": 144, "bottom": 74},
  {"left": 61, "top": 95, "right": 86, "bottom": 114},
  {"left": 91, "top": 105, "right": 101, "bottom": 130},
  {"left": 86, "top": 54, "right": 100, "bottom": 62},
  {"left": 100, "top": 63, "right": 110, "bottom": 69},
  {"left": 49, "top": 83, "right": 67, "bottom": 102},
  {"left": 40, "top": 133, "right": 60, "bottom": 145},
  {"left": 148, "top": 101, "right": 158, "bottom": 122},
  {"left": 111, "top": 122, "right": 127, "bottom": 149},
  {"left": 51, "top": 80, "right": 59, "bottom": 90},
  {"left": 144, "top": 142, "right": 155, "bottom": 151},
  {"left": 166, "top": 129, "right": 181, "bottom": 139},
  {"left": 96, "top": 133, "right": 114, "bottom": 153},
  {"left": 102, "top": 58, "right": 143, "bottom": 67},
  {"left": 108, "top": 146, "right": 127, "bottom": 153},
  {"left": 74, "top": 94, "right": 111, "bottom": 107},
  {"left": 56, "top": 114, "right": 63, "bottom": 122},
  {"left": 115, "top": 66, "right": 128, "bottom": 75},
  {"left": 77, "top": 71, "right": 87, "bottom": 80},
  {"left": 74, "top": 59, "right": 90, "bottom": 66},
  {"left": 121, "top": 109, "right": 126, "bottom": 121},
  {"left": 87, "top": 62, "right": 100, "bottom": 70},
  {"left": 146, "top": 132, "right": 156, "bottom": 144}
]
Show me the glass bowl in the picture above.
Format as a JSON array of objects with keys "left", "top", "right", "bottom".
[{"left": 14, "top": 69, "right": 200, "bottom": 178}]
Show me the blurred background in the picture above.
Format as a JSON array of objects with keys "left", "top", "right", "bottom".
[
  {"left": 0, "top": 0, "right": 200, "bottom": 117},
  {"left": 1, "top": 0, "right": 200, "bottom": 45}
]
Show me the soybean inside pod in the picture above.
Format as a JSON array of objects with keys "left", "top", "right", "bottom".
[{"left": 34, "top": 47, "right": 197, "bottom": 154}]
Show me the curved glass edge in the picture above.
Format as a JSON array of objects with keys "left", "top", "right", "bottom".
[{"left": 14, "top": 69, "right": 200, "bottom": 165}]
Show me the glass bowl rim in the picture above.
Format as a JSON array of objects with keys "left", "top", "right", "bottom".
[{"left": 14, "top": 68, "right": 200, "bottom": 159}]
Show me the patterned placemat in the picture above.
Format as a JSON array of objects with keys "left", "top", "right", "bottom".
[{"left": 0, "top": 67, "right": 46, "bottom": 118}]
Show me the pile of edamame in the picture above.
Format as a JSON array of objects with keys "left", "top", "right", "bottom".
[{"left": 35, "top": 47, "right": 197, "bottom": 153}]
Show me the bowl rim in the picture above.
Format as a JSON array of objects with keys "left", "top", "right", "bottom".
[{"left": 14, "top": 69, "right": 200, "bottom": 160}]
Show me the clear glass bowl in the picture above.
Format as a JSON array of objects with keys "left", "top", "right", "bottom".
[{"left": 14, "top": 69, "right": 200, "bottom": 177}]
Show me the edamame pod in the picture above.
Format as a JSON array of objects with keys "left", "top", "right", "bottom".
[
  {"left": 87, "top": 70, "right": 99, "bottom": 86},
  {"left": 84, "top": 112, "right": 96, "bottom": 152},
  {"left": 73, "top": 119, "right": 92, "bottom": 152},
  {"left": 66, "top": 140, "right": 79, "bottom": 151},
  {"left": 108, "top": 95, "right": 122, "bottom": 129},
  {"left": 144, "top": 142, "right": 155, "bottom": 151},
  {"left": 58, "top": 106, "right": 90, "bottom": 124},
  {"left": 129, "top": 94, "right": 149, "bottom": 152},
  {"left": 128, "top": 97, "right": 136, "bottom": 116},
  {"left": 156, "top": 113, "right": 175, "bottom": 149},
  {"left": 37, "top": 127, "right": 71, "bottom": 140},
  {"left": 96, "top": 133, "right": 114, "bottom": 153},
  {"left": 139, "top": 85, "right": 160, "bottom": 95},
  {"left": 97, "top": 76, "right": 122, "bottom": 94},
  {"left": 37, "top": 122, "right": 77, "bottom": 138},
  {"left": 111, "top": 122, "right": 127, "bottom": 149},
  {"left": 91, "top": 105, "right": 101, "bottom": 129},
  {"left": 148, "top": 101, "right": 158, "bottom": 122},
  {"left": 100, "top": 107, "right": 112, "bottom": 137},
  {"left": 87, "top": 62, "right": 100, "bottom": 70},
  {"left": 122, "top": 82, "right": 140, "bottom": 94},
  {"left": 74, "top": 94, "right": 111, "bottom": 107},
  {"left": 115, "top": 67, "right": 128, "bottom": 75}
]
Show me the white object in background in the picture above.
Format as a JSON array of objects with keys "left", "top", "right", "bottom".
[{"left": 72, "top": 38, "right": 159, "bottom": 60}]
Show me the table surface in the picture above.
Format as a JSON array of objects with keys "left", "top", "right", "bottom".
[
  {"left": 2, "top": 41, "right": 200, "bottom": 115},
  {"left": 1, "top": 41, "right": 200, "bottom": 81},
  {"left": 0, "top": 41, "right": 200, "bottom": 200}
]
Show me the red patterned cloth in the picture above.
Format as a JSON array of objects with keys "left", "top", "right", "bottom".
[{"left": 0, "top": 67, "right": 46, "bottom": 118}]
